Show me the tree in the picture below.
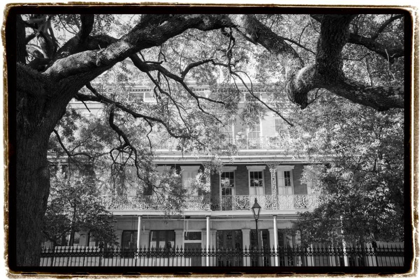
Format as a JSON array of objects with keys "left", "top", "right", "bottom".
[
  {"left": 8, "top": 10, "right": 407, "bottom": 266},
  {"left": 43, "top": 168, "right": 116, "bottom": 248},
  {"left": 289, "top": 95, "right": 404, "bottom": 245}
]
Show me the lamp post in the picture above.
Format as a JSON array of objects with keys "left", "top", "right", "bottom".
[{"left": 251, "top": 198, "right": 261, "bottom": 266}]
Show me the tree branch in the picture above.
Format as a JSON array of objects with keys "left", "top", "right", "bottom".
[
  {"left": 348, "top": 33, "right": 404, "bottom": 63},
  {"left": 53, "top": 129, "right": 93, "bottom": 160},
  {"left": 80, "top": 83, "right": 189, "bottom": 139},
  {"left": 371, "top": 14, "right": 403, "bottom": 40},
  {"left": 79, "top": 14, "right": 95, "bottom": 41}
]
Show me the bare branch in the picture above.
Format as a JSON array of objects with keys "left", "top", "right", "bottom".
[
  {"left": 283, "top": 37, "right": 316, "bottom": 55},
  {"left": 52, "top": 129, "right": 93, "bottom": 160},
  {"left": 181, "top": 59, "right": 214, "bottom": 79},
  {"left": 348, "top": 33, "right": 404, "bottom": 64},
  {"left": 81, "top": 83, "right": 188, "bottom": 139}
]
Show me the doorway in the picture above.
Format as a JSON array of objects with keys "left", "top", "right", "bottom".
[
  {"left": 250, "top": 229, "right": 270, "bottom": 266},
  {"left": 216, "top": 230, "right": 243, "bottom": 266}
]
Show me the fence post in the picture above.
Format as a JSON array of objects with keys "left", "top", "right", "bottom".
[
  {"left": 98, "top": 242, "right": 103, "bottom": 266},
  {"left": 50, "top": 246, "right": 55, "bottom": 267}
]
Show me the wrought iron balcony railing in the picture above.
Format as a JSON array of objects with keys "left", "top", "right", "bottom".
[
  {"left": 103, "top": 194, "right": 321, "bottom": 212},
  {"left": 153, "top": 136, "right": 288, "bottom": 151}
]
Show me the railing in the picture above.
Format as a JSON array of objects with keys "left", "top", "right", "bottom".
[
  {"left": 153, "top": 136, "right": 288, "bottom": 151},
  {"left": 214, "top": 195, "right": 321, "bottom": 211},
  {"left": 103, "top": 195, "right": 211, "bottom": 211},
  {"left": 104, "top": 194, "right": 321, "bottom": 212},
  {"left": 40, "top": 244, "right": 405, "bottom": 267}
]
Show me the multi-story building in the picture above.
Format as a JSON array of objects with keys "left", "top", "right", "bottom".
[
  {"left": 61, "top": 83, "right": 318, "bottom": 261},
  {"left": 42, "top": 83, "right": 404, "bottom": 268}
]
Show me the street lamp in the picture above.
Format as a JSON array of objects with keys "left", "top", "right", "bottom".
[{"left": 251, "top": 198, "right": 261, "bottom": 266}]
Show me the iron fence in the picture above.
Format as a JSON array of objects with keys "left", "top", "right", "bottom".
[{"left": 40, "top": 244, "right": 404, "bottom": 267}]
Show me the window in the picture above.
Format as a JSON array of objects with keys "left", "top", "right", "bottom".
[
  {"left": 144, "top": 90, "right": 153, "bottom": 101},
  {"left": 121, "top": 230, "right": 137, "bottom": 250},
  {"left": 181, "top": 166, "right": 200, "bottom": 195},
  {"left": 220, "top": 122, "right": 234, "bottom": 144},
  {"left": 247, "top": 166, "right": 266, "bottom": 196},
  {"left": 275, "top": 118, "right": 287, "bottom": 134},
  {"left": 249, "top": 171, "right": 264, "bottom": 195},
  {"left": 276, "top": 166, "right": 294, "bottom": 195},
  {"left": 149, "top": 230, "right": 175, "bottom": 249},
  {"left": 221, "top": 172, "right": 234, "bottom": 196},
  {"left": 250, "top": 171, "right": 263, "bottom": 187},
  {"left": 284, "top": 171, "right": 291, "bottom": 187},
  {"left": 247, "top": 120, "right": 261, "bottom": 148},
  {"left": 87, "top": 231, "right": 98, "bottom": 247},
  {"left": 184, "top": 232, "right": 202, "bottom": 241}
]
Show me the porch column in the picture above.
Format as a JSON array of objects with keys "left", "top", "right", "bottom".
[
  {"left": 137, "top": 216, "right": 142, "bottom": 251},
  {"left": 242, "top": 229, "right": 251, "bottom": 266},
  {"left": 268, "top": 165, "right": 277, "bottom": 197},
  {"left": 206, "top": 216, "right": 210, "bottom": 266},
  {"left": 273, "top": 215, "right": 279, "bottom": 266}
]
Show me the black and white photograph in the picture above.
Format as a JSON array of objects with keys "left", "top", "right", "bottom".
[{"left": 5, "top": 5, "right": 413, "bottom": 275}]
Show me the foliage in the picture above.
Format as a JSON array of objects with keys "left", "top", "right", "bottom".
[
  {"left": 291, "top": 95, "right": 404, "bottom": 244},
  {"left": 43, "top": 168, "right": 117, "bottom": 247}
]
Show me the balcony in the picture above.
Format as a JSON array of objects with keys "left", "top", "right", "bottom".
[
  {"left": 154, "top": 136, "right": 288, "bottom": 151},
  {"left": 104, "top": 194, "right": 321, "bottom": 212}
]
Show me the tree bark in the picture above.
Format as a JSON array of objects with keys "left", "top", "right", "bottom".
[
  {"left": 16, "top": 131, "right": 50, "bottom": 266},
  {"left": 15, "top": 64, "right": 75, "bottom": 266}
]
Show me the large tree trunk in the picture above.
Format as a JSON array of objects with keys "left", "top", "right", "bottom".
[
  {"left": 16, "top": 130, "right": 51, "bottom": 266},
  {"left": 15, "top": 64, "right": 75, "bottom": 266}
]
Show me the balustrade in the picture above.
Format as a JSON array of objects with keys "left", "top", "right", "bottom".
[
  {"left": 153, "top": 136, "right": 287, "bottom": 151},
  {"left": 104, "top": 194, "right": 321, "bottom": 212}
]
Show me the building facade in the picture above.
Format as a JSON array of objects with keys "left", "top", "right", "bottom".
[{"left": 42, "top": 84, "right": 403, "bottom": 267}]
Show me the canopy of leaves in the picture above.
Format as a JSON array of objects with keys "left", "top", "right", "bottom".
[
  {"left": 289, "top": 93, "right": 404, "bottom": 244},
  {"left": 43, "top": 168, "right": 117, "bottom": 246}
]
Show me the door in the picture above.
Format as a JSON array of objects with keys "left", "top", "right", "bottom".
[
  {"left": 221, "top": 172, "right": 235, "bottom": 210},
  {"left": 249, "top": 171, "right": 265, "bottom": 196},
  {"left": 250, "top": 229, "right": 270, "bottom": 266},
  {"left": 121, "top": 230, "right": 137, "bottom": 258},
  {"left": 216, "top": 230, "right": 243, "bottom": 266},
  {"left": 185, "top": 243, "right": 202, "bottom": 266},
  {"left": 277, "top": 170, "right": 293, "bottom": 195}
]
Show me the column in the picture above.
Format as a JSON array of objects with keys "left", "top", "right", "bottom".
[
  {"left": 268, "top": 165, "right": 277, "bottom": 197},
  {"left": 219, "top": 171, "right": 222, "bottom": 210},
  {"left": 273, "top": 215, "right": 279, "bottom": 266},
  {"left": 206, "top": 216, "right": 210, "bottom": 266},
  {"left": 211, "top": 229, "right": 217, "bottom": 266},
  {"left": 137, "top": 216, "right": 142, "bottom": 251},
  {"left": 242, "top": 229, "right": 251, "bottom": 266},
  {"left": 268, "top": 165, "right": 277, "bottom": 210}
]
